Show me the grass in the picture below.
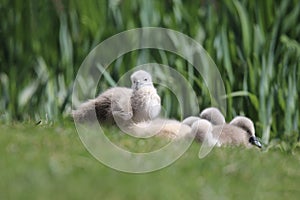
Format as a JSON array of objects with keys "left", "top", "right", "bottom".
[{"left": 1, "top": 122, "right": 300, "bottom": 200}]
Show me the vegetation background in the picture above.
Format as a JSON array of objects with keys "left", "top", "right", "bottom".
[
  {"left": 1, "top": 0, "right": 299, "bottom": 145},
  {"left": 0, "top": 0, "right": 300, "bottom": 199}
]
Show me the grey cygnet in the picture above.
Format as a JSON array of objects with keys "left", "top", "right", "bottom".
[
  {"left": 192, "top": 116, "right": 262, "bottom": 148},
  {"left": 182, "top": 107, "right": 225, "bottom": 126},
  {"left": 183, "top": 107, "right": 262, "bottom": 148},
  {"left": 72, "top": 70, "right": 161, "bottom": 124}
]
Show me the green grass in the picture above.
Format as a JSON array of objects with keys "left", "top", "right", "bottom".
[
  {"left": 1, "top": 123, "right": 300, "bottom": 200},
  {"left": 0, "top": 0, "right": 299, "bottom": 145}
]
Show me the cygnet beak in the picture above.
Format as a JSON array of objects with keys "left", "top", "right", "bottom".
[
  {"left": 134, "top": 80, "right": 141, "bottom": 90},
  {"left": 133, "top": 80, "right": 153, "bottom": 90},
  {"left": 249, "top": 136, "right": 262, "bottom": 148}
]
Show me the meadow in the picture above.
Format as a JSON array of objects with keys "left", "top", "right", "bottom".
[{"left": 1, "top": 123, "right": 300, "bottom": 200}]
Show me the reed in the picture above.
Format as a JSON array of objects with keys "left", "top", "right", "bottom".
[{"left": 0, "top": 0, "right": 299, "bottom": 146}]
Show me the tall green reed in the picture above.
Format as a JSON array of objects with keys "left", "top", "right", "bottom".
[{"left": 0, "top": 0, "right": 299, "bottom": 145}]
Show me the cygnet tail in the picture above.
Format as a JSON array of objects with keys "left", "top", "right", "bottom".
[{"left": 72, "top": 99, "right": 99, "bottom": 123}]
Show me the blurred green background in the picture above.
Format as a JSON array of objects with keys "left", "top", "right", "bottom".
[
  {"left": 0, "top": 0, "right": 299, "bottom": 143},
  {"left": 1, "top": 1, "right": 300, "bottom": 199}
]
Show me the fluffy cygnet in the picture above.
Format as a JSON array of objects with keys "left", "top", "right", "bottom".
[
  {"left": 192, "top": 116, "right": 262, "bottom": 148},
  {"left": 72, "top": 70, "right": 161, "bottom": 124},
  {"left": 182, "top": 107, "right": 225, "bottom": 126},
  {"left": 130, "top": 70, "right": 161, "bottom": 122}
]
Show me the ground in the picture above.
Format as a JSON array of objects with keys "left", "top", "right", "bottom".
[{"left": 1, "top": 123, "right": 300, "bottom": 200}]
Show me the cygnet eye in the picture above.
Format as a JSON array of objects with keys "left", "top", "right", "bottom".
[
  {"left": 133, "top": 80, "right": 136, "bottom": 83},
  {"left": 144, "top": 78, "right": 148, "bottom": 81}
]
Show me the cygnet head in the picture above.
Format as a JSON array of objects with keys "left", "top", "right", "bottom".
[
  {"left": 191, "top": 119, "right": 213, "bottom": 143},
  {"left": 131, "top": 70, "right": 153, "bottom": 90},
  {"left": 229, "top": 116, "right": 262, "bottom": 148},
  {"left": 199, "top": 107, "right": 225, "bottom": 125},
  {"left": 182, "top": 116, "right": 201, "bottom": 127}
]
